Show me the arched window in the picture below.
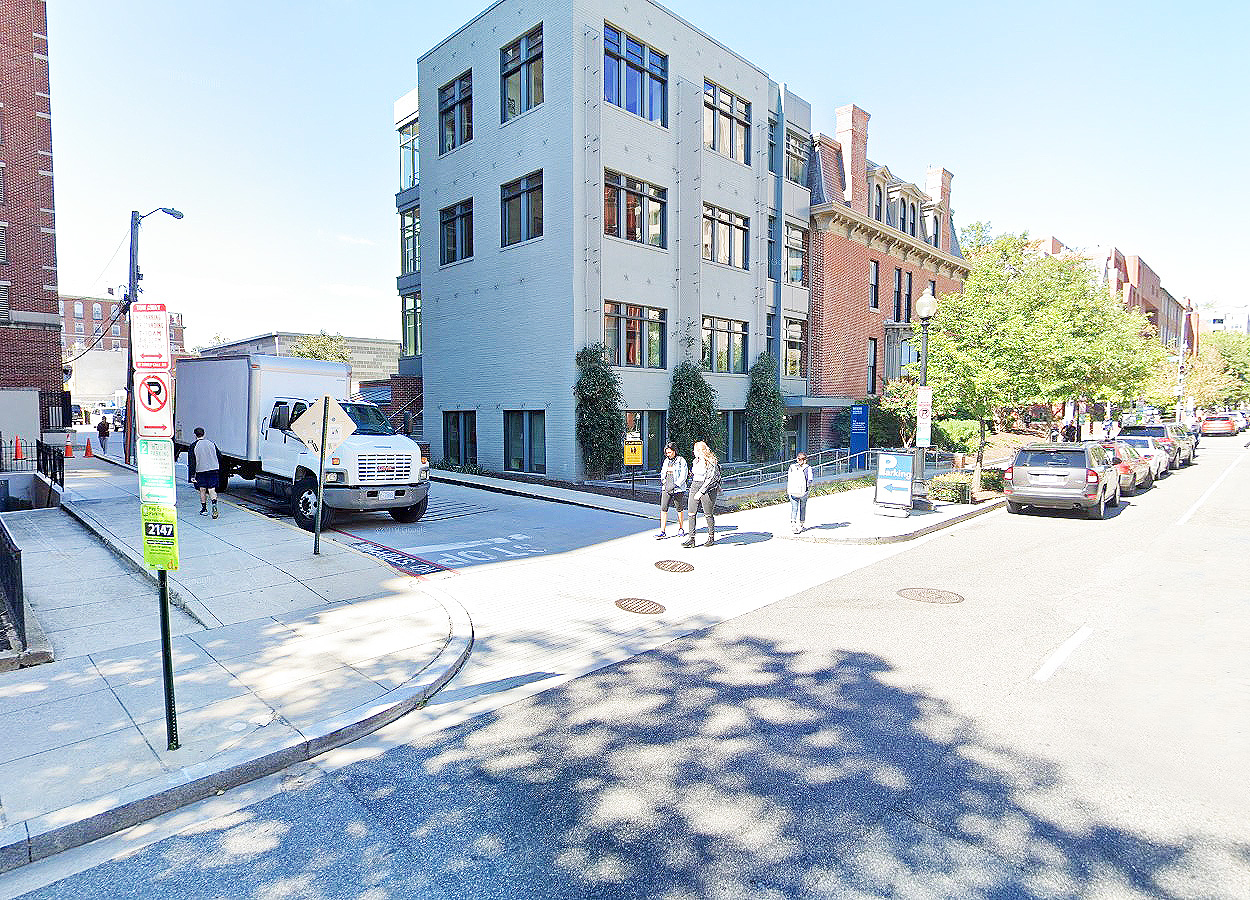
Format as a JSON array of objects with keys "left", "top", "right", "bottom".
[
  {"left": 909, "top": 204, "right": 917, "bottom": 236},
  {"left": 73, "top": 301, "right": 83, "bottom": 318},
  {"left": 93, "top": 302, "right": 102, "bottom": 320},
  {"left": 874, "top": 185, "right": 883, "bottom": 220}
]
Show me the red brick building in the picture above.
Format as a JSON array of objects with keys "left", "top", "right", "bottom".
[
  {"left": 805, "top": 104, "right": 969, "bottom": 447},
  {"left": 0, "top": 0, "right": 63, "bottom": 429},
  {"left": 57, "top": 293, "right": 186, "bottom": 355}
]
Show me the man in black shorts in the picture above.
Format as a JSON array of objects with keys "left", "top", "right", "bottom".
[{"left": 188, "top": 427, "right": 221, "bottom": 518}]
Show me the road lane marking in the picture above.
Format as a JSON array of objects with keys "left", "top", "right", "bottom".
[
  {"left": 1032, "top": 625, "right": 1093, "bottom": 682},
  {"left": 1176, "top": 453, "right": 1244, "bottom": 526}
]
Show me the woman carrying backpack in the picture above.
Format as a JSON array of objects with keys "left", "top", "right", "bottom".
[{"left": 682, "top": 441, "right": 722, "bottom": 548}]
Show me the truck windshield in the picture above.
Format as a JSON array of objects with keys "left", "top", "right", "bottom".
[{"left": 341, "top": 403, "right": 395, "bottom": 436}]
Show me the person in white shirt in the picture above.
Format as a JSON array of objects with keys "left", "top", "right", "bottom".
[
  {"left": 187, "top": 427, "right": 221, "bottom": 519},
  {"left": 656, "top": 442, "right": 688, "bottom": 539},
  {"left": 787, "top": 452, "right": 814, "bottom": 533}
]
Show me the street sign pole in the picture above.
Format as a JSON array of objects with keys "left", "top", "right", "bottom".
[
  {"left": 157, "top": 569, "right": 179, "bottom": 750},
  {"left": 313, "top": 395, "right": 329, "bottom": 556}
]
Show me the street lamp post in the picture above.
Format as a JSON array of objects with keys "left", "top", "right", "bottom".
[
  {"left": 912, "top": 287, "right": 938, "bottom": 510},
  {"left": 123, "top": 207, "right": 183, "bottom": 464}
]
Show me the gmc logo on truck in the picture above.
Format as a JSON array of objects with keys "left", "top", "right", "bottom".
[{"left": 377, "top": 464, "right": 395, "bottom": 473}]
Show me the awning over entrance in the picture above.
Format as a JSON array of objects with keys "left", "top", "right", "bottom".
[{"left": 783, "top": 396, "right": 856, "bottom": 410}]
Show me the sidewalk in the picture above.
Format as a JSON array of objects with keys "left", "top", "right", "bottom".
[{"left": 0, "top": 456, "right": 472, "bottom": 870}]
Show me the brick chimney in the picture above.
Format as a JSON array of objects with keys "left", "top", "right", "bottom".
[
  {"left": 835, "top": 104, "right": 869, "bottom": 215},
  {"left": 925, "top": 167, "right": 953, "bottom": 252}
]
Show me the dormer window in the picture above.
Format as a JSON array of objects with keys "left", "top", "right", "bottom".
[
  {"left": 909, "top": 203, "right": 917, "bottom": 237},
  {"left": 874, "top": 185, "right": 883, "bottom": 221}
]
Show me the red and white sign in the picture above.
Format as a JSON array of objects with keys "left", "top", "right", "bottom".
[
  {"left": 131, "top": 302, "right": 172, "bottom": 371},
  {"left": 136, "top": 370, "right": 174, "bottom": 438}
]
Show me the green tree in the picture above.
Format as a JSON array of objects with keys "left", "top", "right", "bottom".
[
  {"left": 744, "top": 353, "right": 784, "bottom": 461},
  {"left": 667, "top": 361, "right": 721, "bottom": 460},
  {"left": 879, "top": 378, "right": 919, "bottom": 448},
  {"left": 572, "top": 344, "right": 625, "bottom": 477},
  {"left": 290, "top": 331, "right": 351, "bottom": 364},
  {"left": 1203, "top": 331, "right": 1250, "bottom": 403}
]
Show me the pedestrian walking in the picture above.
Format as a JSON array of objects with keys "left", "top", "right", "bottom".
[
  {"left": 187, "top": 427, "right": 221, "bottom": 519},
  {"left": 656, "top": 442, "right": 688, "bottom": 539},
  {"left": 95, "top": 416, "right": 110, "bottom": 455},
  {"left": 682, "top": 441, "right": 721, "bottom": 548},
  {"left": 787, "top": 452, "right": 814, "bottom": 534}
]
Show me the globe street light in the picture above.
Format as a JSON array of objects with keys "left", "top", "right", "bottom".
[
  {"left": 912, "top": 287, "right": 937, "bottom": 509},
  {"left": 123, "top": 207, "right": 184, "bottom": 463}
]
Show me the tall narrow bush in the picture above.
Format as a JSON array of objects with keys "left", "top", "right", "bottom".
[
  {"left": 573, "top": 344, "right": 624, "bottom": 477},
  {"left": 745, "top": 353, "right": 784, "bottom": 461},
  {"left": 667, "top": 361, "right": 721, "bottom": 460}
]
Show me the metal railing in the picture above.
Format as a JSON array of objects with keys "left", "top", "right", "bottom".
[
  {"left": 0, "top": 518, "right": 25, "bottom": 651},
  {"left": 0, "top": 437, "right": 38, "bottom": 474},
  {"left": 36, "top": 440, "right": 65, "bottom": 488}
]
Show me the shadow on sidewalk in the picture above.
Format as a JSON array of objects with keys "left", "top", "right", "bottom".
[{"left": 22, "top": 623, "right": 1239, "bottom": 898}]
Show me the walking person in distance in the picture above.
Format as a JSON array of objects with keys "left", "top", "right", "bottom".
[
  {"left": 95, "top": 415, "right": 110, "bottom": 456},
  {"left": 787, "top": 452, "right": 814, "bottom": 534},
  {"left": 187, "top": 427, "right": 221, "bottom": 519},
  {"left": 656, "top": 442, "right": 688, "bottom": 539},
  {"left": 682, "top": 441, "right": 721, "bottom": 548}
]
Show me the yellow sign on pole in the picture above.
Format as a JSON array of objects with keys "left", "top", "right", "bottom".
[{"left": 624, "top": 441, "right": 643, "bottom": 466}]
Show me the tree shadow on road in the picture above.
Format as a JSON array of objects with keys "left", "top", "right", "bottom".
[{"left": 21, "top": 628, "right": 1245, "bottom": 899}]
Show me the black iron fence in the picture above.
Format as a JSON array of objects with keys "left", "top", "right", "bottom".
[
  {"left": 0, "top": 437, "right": 38, "bottom": 474},
  {"left": 36, "top": 440, "right": 65, "bottom": 488},
  {"left": 0, "top": 518, "right": 25, "bottom": 651}
]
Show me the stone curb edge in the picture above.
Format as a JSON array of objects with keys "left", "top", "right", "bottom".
[
  {"left": 778, "top": 497, "right": 1007, "bottom": 545},
  {"left": 0, "top": 584, "right": 473, "bottom": 873},
  {"left": 432, "top": 471, "right": 655, "bottom": 519}
]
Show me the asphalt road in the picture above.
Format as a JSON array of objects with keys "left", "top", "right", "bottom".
[{"left": 8, "top": 437, "right": 1248, "bottom": 899}]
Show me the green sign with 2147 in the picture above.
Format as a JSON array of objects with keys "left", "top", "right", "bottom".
[{"left": 140, "top": 503, "right": 180, "bottom": 570}]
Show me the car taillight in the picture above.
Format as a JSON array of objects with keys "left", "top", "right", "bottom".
[
  {"left": 1160, "top": 438, "right": 1174, "bottom": 446},
  {"left": 1086, "top": 468, "right": 1099, "bottom": 484},
  {"left": 1004, "top": 466, "right": 1013, "bottom": 481}
]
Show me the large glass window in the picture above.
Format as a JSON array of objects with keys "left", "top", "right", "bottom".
[
  {"left": 702, "top": 204, "right": 749, "bottom": 270},
  {"left": 443, "top": 411, "right": 477, "bottom": 466},
  {"left": 718, "top": 410, "right": 749, "bottom": 463},
  {"left": 624, "top": 410, "right": 667, "bottom": 470},
  {"left": 784, "top": 224, "right": 807, "bottom": 286},
  {"left": 893, "top": 267, "right": 903, "bottom": 321},
  {"left": 505, "top": 410, "right": 545, "bottom": 473},
  {"left": 604, "top": 24, "right": 666, "bottom": 126},
  {"left": 869, "top": 260, "right": 879, "bottom": 309},
  {"left": 438, "top": 71, "right": 473, "bottom": 154},
  {"left": 701, "top": 317, "right": 748, "bottom": 374},
  {"left": 73, "top": 300, "right": 83, "bottom": 318},
  {"left": 501, "top": 25, "right": 543, "bottom": 122},
  {"left": 866, "top": 337, "right": 878, "bottom": 394},
  {"left": 402, "top": 293, "right": 421, "bottom": 356},
  {"left": 785, "top": 131, "right": 808, "bottom": 184},
  {"left": 703, "top": 81, "right": 750, "bottom": 164},
  {"left": 604, "top": 170, "right": 666, "bottom": 248},
  {"left": 604, "top": 303, "right": 665, "bottom": 369},
  {"left": 400, "top": 210, "right": 420, "bottom": 274},
  {"left": 439, "top": 199, "right": 473, "bottom": 265},
  {"left": 784, "top": 318, "right": 807, "bottom": 378},
  {"left": 501, "top": 170, "right": 543, "bottom": 246},
  {"left": 399, "top": 119, "right": 419, "bottom": 189}
]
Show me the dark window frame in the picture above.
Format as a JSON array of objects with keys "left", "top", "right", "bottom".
[
  {"left": 504, "top": 410, "right": 546, "bottom": 473},
  {"left": 866, "top": 337, "right": 878, "bottom": 394},
  {"left": 784, "top": 223, "right": 807, "bottom": 286},
  {"left": 438, "top": 71, "right": 473, "bottom": 155},
  {"left": 604, "top": 23, "right": 667, "bottom": 126},
  {"left": 439, "top": 199, "right": 473, "bottom": 265},
  {"left": 443, "top": 410, "right": 477, "bottom": 466},
  {"left": 702, "top": 204, "right": 749, "bottom": 270},
  {"left": 501, "top": 24, "right": 544, "bottom": 122},
  {"left": 604, "top": 302, "right": 667, "bottom": 369},
  {"left": 869, "top": 260, "right": 879, "bottom": 309},
  {"left": 700, "top": 316, "right": 749, "bottom": 374},
  {"left": 703, "top": 80, "right": 750, "bottom": 164},
  {"left": 784, "top": 317, "right": 807, "bottom": 378},
  {"left": 501, "top": 170, "right": 543, "bottom": 247},
  {"left": 604, "top": 170, "right": 667, "bottom": 248}
]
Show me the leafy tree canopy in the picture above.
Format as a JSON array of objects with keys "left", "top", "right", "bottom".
[{"left": 290, "top": 331, "right": 352, "bottom": 364}]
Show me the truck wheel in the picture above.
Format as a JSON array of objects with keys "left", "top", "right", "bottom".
[
  {"left": 292, "top": 477, "right": 333, "bottom": 532},
  {"left": 388, "top": 495, "right": 429, "bottom": 524}
]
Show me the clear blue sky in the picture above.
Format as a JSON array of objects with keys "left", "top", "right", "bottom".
[{"left": 47, "top": 0, "right": 1248, "bottom": 350}]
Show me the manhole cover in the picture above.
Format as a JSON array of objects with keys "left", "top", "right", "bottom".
[
  {"left": 898, "top": 588, "right": 965, "bottom": 604},
  {"left": 655, "top": 559, "right": 694, "bottom": 573},
  {"left": 616, "top": 598, "right": 666, "bottom": 615}
]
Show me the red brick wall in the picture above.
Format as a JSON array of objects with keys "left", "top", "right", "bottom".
[
  {"left": 360, "top": 374, "right": 423, "bottom": 432},
  {"left": 1, "top": 0, "right": 61, "bottom": 429}
]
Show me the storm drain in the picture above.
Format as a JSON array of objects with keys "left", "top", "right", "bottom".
[
  {"left": 898, "top": 588, "right": 965, "bottom": 604},
  {"left": 616, "top": 598, "right": 666, "bottom": 615},
  {"left": 654, "top": 559, "right": 694, "bottom": 573}
]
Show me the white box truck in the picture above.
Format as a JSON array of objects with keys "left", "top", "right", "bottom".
[{"left": 173, "top": 354, "right": 429, "bottom": 531}]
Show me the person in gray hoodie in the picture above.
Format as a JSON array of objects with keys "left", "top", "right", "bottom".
[{"left": 656, "top": 442, "right": 688, "bottom": 539}]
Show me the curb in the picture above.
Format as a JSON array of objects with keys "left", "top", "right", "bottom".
[
  {"left": 778, "top": 497, "right": 1006, "bottom": 545},
  {"left": 0, "top": 583, "right": 473, "bottom": 873},
  {"left": 432, "top": 471, "right": 655, "bottom": 519}
]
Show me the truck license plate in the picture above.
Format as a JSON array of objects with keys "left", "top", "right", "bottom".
[{"left": 379, "top": 490, "right": 395, "bottom": 501}]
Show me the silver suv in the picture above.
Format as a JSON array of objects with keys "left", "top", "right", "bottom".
[{"left": 1004, "top": 443, "right": 1120, "bottom": 519}]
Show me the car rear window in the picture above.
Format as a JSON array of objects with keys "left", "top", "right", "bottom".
[
  {"left": 1120, "top": 437, "right": 1152, "bottom": 448},
  {"left": 1017, "top": 449, "right": 1087, "bottom": 468},
  {"left": 1121, "top": 425, "right": 1166, "bottom": 437},
  {"left": 1207, "top": 416, "right": 1230, "bottom": 422}
]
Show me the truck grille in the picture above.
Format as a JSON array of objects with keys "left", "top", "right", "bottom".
[{"left": 357, "top": 454, "right": 413, "bottom": 482}]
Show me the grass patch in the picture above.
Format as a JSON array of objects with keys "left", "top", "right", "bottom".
[{"left": 730, "top": 475, "right": 877, "bottom": 511}]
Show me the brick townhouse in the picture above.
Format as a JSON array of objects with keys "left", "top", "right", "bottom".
[
  {"left": 58, "top": 293, "right": 186, "bottom": 354},
  {"left": 0, "top": 0, "right": 63, "bottom": 430},
  {"left": 806, "top": 104, "right": 969, "bottom": 448}
]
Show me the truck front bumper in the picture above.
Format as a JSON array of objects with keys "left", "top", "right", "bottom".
[{"left": 323, "top": 482, "right": 430, "bottom": 511}]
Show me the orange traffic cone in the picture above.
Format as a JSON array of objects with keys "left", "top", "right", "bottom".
[
  {"left": 84, "top": 438, "right": 94, "bottom": 458},
  {"left": 13, "top": 438, "right": 22, "bottom": 461},
  {"left": 64, "top": 434, "right": 74, "bottom": 458}
]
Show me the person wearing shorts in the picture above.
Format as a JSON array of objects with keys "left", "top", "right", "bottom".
[
  {"left": 188, "top": 427, "right": 221, "bottom": 519},
  {"left": 656, "top": 442, "right": 688, "bottom": 539}
]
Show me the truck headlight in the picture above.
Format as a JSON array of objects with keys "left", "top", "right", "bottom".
[{"left": 324, "top": 469, "right": 347, "bottom": 484}]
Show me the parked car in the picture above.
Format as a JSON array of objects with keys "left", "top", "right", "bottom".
[
  {"left": 1117, "top": 423, "right": 1194, "bottom": 468},
  {"left": 1200, "top": 415, "right": 1238, "bottom": 436},
  {"left": 1116, "top": 435, "right": 1171, "bottom": 481},
  {"left": 1229, "top": 411, "right": 1248, "bottom": 432},
  {"left": 70, "top": 404, "right": 85, "bottom": 425},
  {"left": 1098, "top": 440, "right": 1153, "bottom": 495},
  {"left": 1003, "top": 443, "right": 1120, "bottom": 519}
]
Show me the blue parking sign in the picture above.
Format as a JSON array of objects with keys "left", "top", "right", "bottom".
[{"left": 875, "top": 452, "right": 913, "bottom": 510}]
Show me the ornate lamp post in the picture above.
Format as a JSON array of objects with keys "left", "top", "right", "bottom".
[{"left": 911, "top": 287, "right": 938, "bottom": 509}]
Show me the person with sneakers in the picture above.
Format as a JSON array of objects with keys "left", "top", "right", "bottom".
[
  {"left": 656, "top": 442, "right": 688, "bottom": 540},
  {"left": 682, "top": 441, "right": 721, "bottom": 548},
  {"left": 187, "top": 427, "right": 221, "bottom": 519},
  {"left": 95, "top": 416, "right": 110, "bottom": 456},
  {"left": 787, "top": 452, "right": 814, "bottom": 533}
]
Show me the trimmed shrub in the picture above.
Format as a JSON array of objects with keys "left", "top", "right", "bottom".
[
  {"left": 668, "top": 361, "right": 722, "bottom": 459},
  {"left": 980, "top": 467, "right": 1005, "bottom": 492},
  {"left": 745, "top": 353, "right": 785, "bottom": 461},
  {"left": 933, "top": 418, "right": 980, "bottom": 454},
  {"left": 573, "top": 344, "right": 625, "bottom": 477},
  {"left": 928, "top": 472, "right": 974, "bottom": 503}
]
